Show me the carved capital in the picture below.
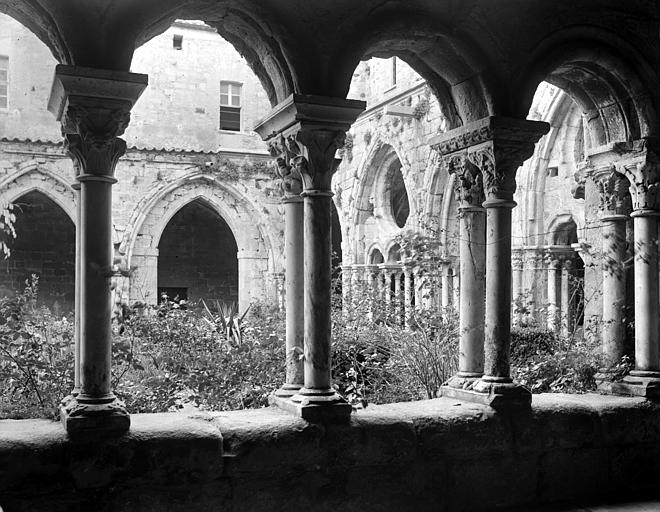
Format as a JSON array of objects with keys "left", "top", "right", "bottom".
[
  {"left": 618, "top": 138, "right": 660, "bottom": 210},
  {"left": 444, "top": 152, "right": 484, "bottom": 207},
  {"left": 65, "top": 133, "right": 126, "bottom": 178},
  {"left": 291, "top": 128, "right": 346, "bottom": 191},
  {"left": 253, "top": 94, "right": 365, "bottom": 192},
  {"left": 429, "top": 117, "right": 549, "bottom": 202},
  {"left": 268, "top": 134, "right": 303, "bottom": 197},
  {"left": 544, "top": 253, "right": 562, "bottom": 269},
  {"left": 593, "top": 167, "right": 630, "bottom": 216}
]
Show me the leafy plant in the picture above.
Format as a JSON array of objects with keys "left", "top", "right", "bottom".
[{"left": 0, "top": 276, "right": 74, "bottom": 419}]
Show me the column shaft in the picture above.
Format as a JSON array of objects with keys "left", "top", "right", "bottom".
[
  {"left": 73, "top": 183, "right": 81, "bottom": 395},
  {"left": 458, "top": 205, "right": 486, "bottom": 377},
  {"left": 601, "top": 215, "right": 627, "bottom": 367},
  {"left": 78, "top": 175, "right": 115, "bottom": 402},
  {"left": 404, "top": 267, "right": 412, "bottom": 325},
  {"left": 441, "top": 265, "right": 451, "bottom": 309},
  {"left": 483, "top": 202, "right": 515, "bottom": 381},
  {"left": 560, "top": 259, "right": 572, "bottom": 338},
  {"left": 546, "top": 258, "right": 559, "bottom": 333},
  {"left": 302, "top": 191, "right": 333, "bottom": 391},
  {"left": 394, "top": 270, "right": 403, "bottom": 324},
  {"left": 277, "top": 198, "right": 304, "bottom": 396},
  {"left": 631, "top": 212, "right": 660, "bottom": 373}
]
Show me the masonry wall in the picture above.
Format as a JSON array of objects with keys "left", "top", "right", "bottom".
[
  {"left": 0, "top": 190, "right": 75, "bottom": 311},
  {"left": 337, "top": 58, "right": 456, "bottom": 268},
  {"left": 0, "top": 14, "right": 284, "bottom": 311},
  {"left": 1, "top": 394, "right": 660, "bottom": 512}
]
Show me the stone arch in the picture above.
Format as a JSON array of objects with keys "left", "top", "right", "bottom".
[
  {"left": 157, "top": 198, "right": 239, "bottom": 306},
  {"left": 387, "top": 243, "right": 401, "bottom": 263},
  {"left": 125, "top": 173, "right": 274, "bottom": 310},
  {"left": 0, "top": 4, "right": 70, "bottom": 65},
  {"left": 0, "top": 166, "right": 76, "bottom": 223},
  {"left": 0, "top": 189, "right": 76, "bottom": 312},
  {"left": 548, "top": 214, "right": 580, "bottom": 246},
  {"left": 135, "top": 8, "right": 295, "bottom": 106},
  {"left": 516, "top": 33, "right": 659, "bottom": 144},
  {"left": 352, "top": 139, "right": 412, "bottom": 227},
  {"left": 332, "top": 10, "right": 495, "bottom": 124},
  {"left": 515, "top": 87, "right": 585, "bottom": 245},
  {"left": 368, "top": 246, "right": 384, "bottom": 265}
]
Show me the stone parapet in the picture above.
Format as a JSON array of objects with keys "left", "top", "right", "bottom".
[{"left": 2, "top": 395, "right": 660, "bottom": 511}]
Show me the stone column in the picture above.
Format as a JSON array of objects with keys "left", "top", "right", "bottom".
[
  {"left": 271, "top": 158, "right": 304, "bottom": 398},
  {"left": 403, "top": 262, "right": 413, "bottom": 326},
  {"left": 441, "top": 263, "right": 452, "bottom": 310},
  {"left": 545, "top": 253, "right": 560, "bottom": 333},
  {"left": 592, "top": 167, "right": 630, "bottom": 376},
  {"left": 48, "top": 64, "right": 147, "bottom": 436},
  {"left": 255, "top": 94, "right": 365, "bottom": 422},
  {"left": 379, "top": 264, "right": 392, "bottom": 319},
  {"left": 618, "top": 152, "right": 660, "bottom": 397},
  {"left": 511, "top": 248, "right": 523, "bottom": 326},
  {"left": 560, "top": 257, "right": 573, "bottom": 338},
  {"left": 431, "top": 116, "right": 548, "bottom": 408},
  {"left": 350, "top": 263, "right": 362, "bottom": 311},
  {"left": 72, "top": 182, "right": 81, "bottom": 396},
  {"left": 433, "top": 152, "right": 486, "bottom": 387},
  {"left": 394, "top": 268, "right": 403, "bottom": 324},
  {"left": 272, "top": 272, "right": 285, "bottom": 313},
  {"left": 340, "top": 264, "right": 353, "bottom": 316}
]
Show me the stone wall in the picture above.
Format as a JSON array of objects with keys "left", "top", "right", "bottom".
[
  {"left": 1, "top": 394, "right": 659, "bottom": 511},
  {"left": 337, "top": 58, "right": 456, "bottom": 268},
  {"left": 0, "top": 139, "right": 285, "bottom": 312},
  {"left": 0, "top": 190, "right": 75, "bottom": 311},
  {"left": 0, "top": 14, "right": 283, "bottom": 312}
]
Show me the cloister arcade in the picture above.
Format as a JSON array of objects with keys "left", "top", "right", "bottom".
[{"left": 1, "top": 1, "right": 660, "bottom": 510}]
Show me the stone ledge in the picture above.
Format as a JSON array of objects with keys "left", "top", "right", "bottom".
[{"left": 0, "top": 394, "right": 659, "bottom": 512}]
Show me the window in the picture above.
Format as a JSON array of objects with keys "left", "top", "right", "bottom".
[
  {"left": 219, "top": 82, "right": 242, "bottom": 131},
  {"left": 173, "top": 34, "right": 183, "bottom": 50},
  {"left": 0, "top": 56, "right": 8, "bottom": 109}
]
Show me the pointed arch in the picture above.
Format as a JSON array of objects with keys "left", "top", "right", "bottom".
[
  {"left": 0, "top": 165, "right": 76, "bottom": 223},
  {"left": 124, "top": 172, "right": 275, "bottom": 309}
]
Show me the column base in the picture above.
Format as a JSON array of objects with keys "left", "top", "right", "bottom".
[
  {"left": 443, "top": 374, "right": 482, "bottom": 390},
  {"left": 271, "top": 388, "right": 352, "bottom": 423},
  {"left": 272, "top": 383, "right": 303, "bottom": 398},
  {"left": 60, "top": 395, "right": 130, "bottom": 439},
  {"left": 442, "top": 378, "right": 532, "bottom": 410},
  {"left": 598, "top": 371, "right": 660, "bottom": 400}
]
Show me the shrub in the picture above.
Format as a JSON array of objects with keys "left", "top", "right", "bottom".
[
  {"left": 0, "top": 276, "right": 74, "bottom": 419},
  {"left": 511, "top": 326, "right": 601, "bottom": 393},
  {"left": 113, "top": 300, "right": 285, "bottom": 413}
]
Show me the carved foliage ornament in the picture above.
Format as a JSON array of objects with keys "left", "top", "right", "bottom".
[
  {"left": 65, "top": 134, "right": 127, "bottom": 178},
  {"left": 62, "top": 102, "right": 131, "bottom": 177},
  {"left": 294, "top": 128, "right": 346, "bottom": 191},
  {"left": 443, "top": 153, "right": 484, "bottom": 207},
  {"left": 268, "top": 134, "right": 303, "bottom": 198},
  {"left": 595, "top": 168, "right": 630, "bottom": 215}
]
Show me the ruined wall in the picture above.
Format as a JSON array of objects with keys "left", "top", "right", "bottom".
[{"left": 337, "top": 57, "right": 454, "bottom": 266}]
